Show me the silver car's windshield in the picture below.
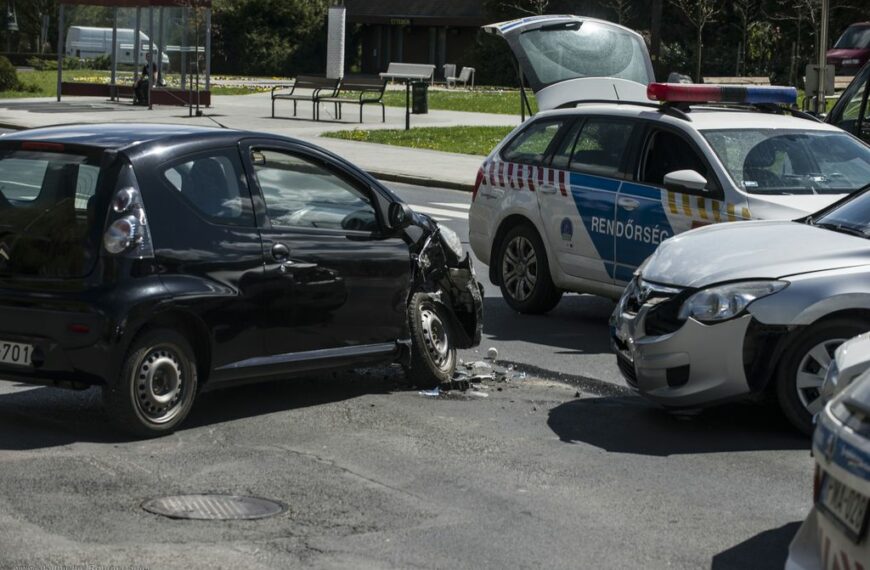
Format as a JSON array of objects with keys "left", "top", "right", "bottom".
[
  {"left": 813, "top": 186, "right": 870, "bottom": 237},
  {"left": 702, "top": 129, "right": 870, "bottom": 195}
]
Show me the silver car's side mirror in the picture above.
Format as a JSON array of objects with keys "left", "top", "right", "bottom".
[{"left": 664, "top": 169, "right": 708, "bottom": 192}]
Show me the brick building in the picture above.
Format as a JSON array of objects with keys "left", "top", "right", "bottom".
[{"left": 343, "top": 0, "right": 487, "bottom": 77}]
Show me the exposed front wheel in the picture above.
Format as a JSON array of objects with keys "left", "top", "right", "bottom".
[
  {"left": 103, "top": 329, "right": 199, "bottom": 437},
  {"left": 776, "top": 319, "right": 869, "bottom": 435},
  {"left": 406, "top": 292, "right": 456, "bottom": 388},
  {"left": 497, "top": 224, "right": 562, "bottom": 314}
]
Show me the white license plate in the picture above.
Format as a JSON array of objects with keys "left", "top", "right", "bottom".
[
  {"left": 0, "top": 340, "right": 33, "bottom": 367},
  {"left": 820, "top": 473, "right": 870, "bottom": 540}
]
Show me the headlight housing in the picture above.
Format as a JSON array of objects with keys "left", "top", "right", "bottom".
[
  {"left": 678, "top": 280, "right": 788, "bottom": 323},
  {"left": 438, "top": 225, "right": 465, "bottom": 261},
  {"left": 820, "top": 359, "right": 840, "bottom": 402}
]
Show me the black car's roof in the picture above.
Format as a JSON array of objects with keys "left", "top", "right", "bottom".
[{"left": 0, "top": 123, "right": 254, "bottom": 151}]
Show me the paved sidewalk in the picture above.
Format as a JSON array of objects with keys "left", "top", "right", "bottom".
[{"left": 0, "top": 92, "right": 523, "bottom": 190}]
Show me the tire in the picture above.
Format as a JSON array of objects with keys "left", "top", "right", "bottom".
[
  {"left": 103, "top": 328, "right": 199, "bottom": 438},
  {"left": 497, "top": 224, "right": 562, "bottom": 314},
  {"left": 775, "top": 318, "right": 869, "bottom": 435},
  {"left": 406, "top": 292, "right": 457, "bottom": 388}
]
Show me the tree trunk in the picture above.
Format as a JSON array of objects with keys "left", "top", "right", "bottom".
[{"left": 695, "top": 26, "right": 703, "bottom": 83}]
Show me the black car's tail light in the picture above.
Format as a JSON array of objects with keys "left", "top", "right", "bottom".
[{"left": 103, "top": 162, "right": 154, "bottom": 259}]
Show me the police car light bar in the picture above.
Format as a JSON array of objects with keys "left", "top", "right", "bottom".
[{"left": 647, "top": 83, "right": 798, "bottom": 106}]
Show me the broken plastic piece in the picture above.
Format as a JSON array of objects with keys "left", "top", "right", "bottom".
[{"left": 419, "top": 387, "right": 441, "bottom": 397}]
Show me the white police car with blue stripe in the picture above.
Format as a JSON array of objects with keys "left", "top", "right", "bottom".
[{"left": 469, "top": 15, "right": 870, "bottom": 314}]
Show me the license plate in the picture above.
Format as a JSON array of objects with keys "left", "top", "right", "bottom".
[
  {"left": 820, "top": 473, "right": 870, "bottom": 541},
  {"left": 0, "top": 340, "right": 33, "bottom": 367}
]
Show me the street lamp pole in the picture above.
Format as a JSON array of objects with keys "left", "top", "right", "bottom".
[{"left": 816, "top": 0, "right": 829, "bottom": 115}]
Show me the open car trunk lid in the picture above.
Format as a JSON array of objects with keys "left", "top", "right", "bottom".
[{"left": 483, "top": 15, "right": 654, "bottom": 111}]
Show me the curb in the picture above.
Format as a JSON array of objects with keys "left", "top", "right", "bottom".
[
  {"left": 0, "top": 121, "right": 474, "bottom": 192},
  {"left": 369, "top": 171, "right": 473, "bottom": 193}
]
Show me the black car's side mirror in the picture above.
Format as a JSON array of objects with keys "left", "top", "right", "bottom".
[{"left": 388, "top": 202, "right": 413, "bottom": 230}]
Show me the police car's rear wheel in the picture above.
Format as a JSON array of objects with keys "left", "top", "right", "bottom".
[
  {"left": 775, "top": 318, "right": 869, "bottom": 435},
  {"left": 498, "top": 225, "right": 562, "bottom": 314}
]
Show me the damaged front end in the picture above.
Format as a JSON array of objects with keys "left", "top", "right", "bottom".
[{"left": 410, "top": 215, "right": 483, "bottom": 350}]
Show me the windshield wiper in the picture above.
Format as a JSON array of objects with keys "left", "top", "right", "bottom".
[{"left": 813, "top": 221, "right": 869, "bottom": 238}]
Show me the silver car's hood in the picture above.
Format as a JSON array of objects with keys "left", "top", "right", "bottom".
[{"left": 642, "top": 220, "right": 870, "bottom": 288}]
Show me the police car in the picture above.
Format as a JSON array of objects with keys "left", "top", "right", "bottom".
[{"left": 469, "top": 15, "right": 870, "bottom": 313}]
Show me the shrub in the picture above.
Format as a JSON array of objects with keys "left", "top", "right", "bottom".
[{"left": 0, "top": 56, "right": 18, "bottom": 91}]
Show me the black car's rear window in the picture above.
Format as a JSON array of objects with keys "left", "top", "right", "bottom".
[{"left": 0, "top": 149, "right": 103, "bottom": 278}]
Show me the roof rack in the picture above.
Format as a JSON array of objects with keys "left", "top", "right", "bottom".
[
  {"left": 680, "top": 102, "right": 822, "bottom": 122},
  {"left": 556, "top": 99, "right": 692, "bottom": 122}
]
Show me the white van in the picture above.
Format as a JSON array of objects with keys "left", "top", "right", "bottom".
[{"left": 65, "top": 26, "right": 170, "bottom": 67}]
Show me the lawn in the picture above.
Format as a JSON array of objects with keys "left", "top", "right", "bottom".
[
  {"left": 322, "top": 126, "right": 515, "bottom": 156},
  {"left": 383, "top": 88, "right": 535, "bottom": 115},
  {"left": 1, "top": 69, "right": 266, "bottom": 98}
]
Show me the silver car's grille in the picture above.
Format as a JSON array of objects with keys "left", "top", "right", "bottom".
[{"left": 624, "top": 279, "right": 683, "bottom": 316}]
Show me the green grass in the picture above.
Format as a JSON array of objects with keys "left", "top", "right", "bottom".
[
  {"left": 322, "top": 126, "right": 515, "bottom": 156},
  {"left": 2, "top": 69, "right": 264, "bottom": 98},
  {"left": 382, "top": 89, "right": 536, "bottom": 115}
]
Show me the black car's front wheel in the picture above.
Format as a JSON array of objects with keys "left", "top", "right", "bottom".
[
  {"left": 103, "top": 329, "right": 199, "bottom": 437},
  {"left": 406, "top": 292, "right": 456, "bottom": 388}
]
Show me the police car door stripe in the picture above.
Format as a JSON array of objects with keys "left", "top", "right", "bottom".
[
  {"left": 696, "top": 196, "right": 709, "bottom": 221},
  {"left": 559, "top": 170, "right": 568, "bottom": 196},
  {"left": 681, "top": 194, "right": 692, "bottom": 217},
  {"left": 667, "top": 191, "right": 678, "bottom": 215}
]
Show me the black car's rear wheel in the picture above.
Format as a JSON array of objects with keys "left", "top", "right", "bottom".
[
  {"left": 405, "top": 292, "right": 456, "bottom": 388},
  {"left": 103, "top": 329, "right": 198, "bottom": 437},
  {"left": 498, "top": 224, "right": 562, "bottom": 314}
]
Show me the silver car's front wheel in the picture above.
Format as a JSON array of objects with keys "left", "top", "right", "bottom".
[
  {"left": 794, "top": 338, "right": 845, "bottom": 416},
  {"left": 777, "top": 319, "right": 869, "bottom": 435}
]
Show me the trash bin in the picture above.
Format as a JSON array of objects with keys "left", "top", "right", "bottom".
[{"left": 411, "top": 81, "right": 429, "bottom": 114}]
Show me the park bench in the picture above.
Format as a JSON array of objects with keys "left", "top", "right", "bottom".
[
  {"left": 447, "top": 67, "right": 475, "bottom": 89},
  {"left": 271, "top": 75, "right": 341, "bottom": 120},
  {"left": 317, "top": 77, "right": 387, "bottom": 123},
  {"left": 380, "top": 63, "right": 436, "bottom": 85}
]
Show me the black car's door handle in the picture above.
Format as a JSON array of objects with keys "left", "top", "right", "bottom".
[{"left": 271, "top": 243, "right": 290, "bottom": 261}]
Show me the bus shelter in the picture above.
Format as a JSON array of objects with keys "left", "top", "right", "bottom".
[{"left": 57, "top": 0, "right": 212, "bottom": 108}]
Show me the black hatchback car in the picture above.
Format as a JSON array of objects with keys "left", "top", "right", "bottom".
[{"left": 0, "top": 124, "right": 482, "bottom": 436}]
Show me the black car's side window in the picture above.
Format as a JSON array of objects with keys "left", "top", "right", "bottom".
[
  {"left": 569, "top": 119, "right": 635, "bottom": 178},
  {"left": 640, "top": 130, "right": 714, "bottom": 194},
  {"left": 251, "top": 149, "right": 378, "bottom": 232},
  {"left": 501, "top": 120, "right": 565, "bottom": 166},
  {"left": 162, "top": 150, "right": 254, "bottom": 226}
]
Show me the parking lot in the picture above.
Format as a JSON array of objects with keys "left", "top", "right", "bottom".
[{"left": 0, "top": 181, "right": 812, "bottom": 570}]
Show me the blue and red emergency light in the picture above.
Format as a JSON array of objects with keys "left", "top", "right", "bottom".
[{"left": 647, "top": 83, "right": 798, "bottom": 106}]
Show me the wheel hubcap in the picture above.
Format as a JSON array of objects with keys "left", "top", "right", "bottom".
[
  {"left": 419, "top": 305, "right": 451, "bottom": 370},
  {"left": 795, "top": 338, "right": 845, "bottom": 415},
  {"left": 502, "top": 236, "right": 537, "bottom": 302},
  {"left": 136, "top": 348, "right": 185, "bottom": 423}
]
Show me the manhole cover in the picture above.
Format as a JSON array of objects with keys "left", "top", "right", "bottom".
[{"left": 142, "top": 495, "right": 286, "bottom": 520}]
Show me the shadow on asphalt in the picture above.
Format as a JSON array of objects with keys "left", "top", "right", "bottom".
[
  {"left": 482, "top": 295, "right": 615, "bottom": 355},
  {"left": 547, "top": 396, "right": 809, "bottom": 455},
  {"left": 0, "top": 369, "right": 405, "bottom": 450},
  {"left": 711, "top": 522, "right": 801, "bottom": 570}
]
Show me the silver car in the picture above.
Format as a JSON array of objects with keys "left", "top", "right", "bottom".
[{"left": 611, "top": 185, "right": 870, "bottom": 434}]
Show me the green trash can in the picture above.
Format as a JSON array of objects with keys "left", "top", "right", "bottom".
[{"left": 411, "top": 81, "right": 429, "bottom": 114}]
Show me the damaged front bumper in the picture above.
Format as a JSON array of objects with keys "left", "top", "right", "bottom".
[{"left": 441, "top": 256, "right": 484, "bottom": 349}]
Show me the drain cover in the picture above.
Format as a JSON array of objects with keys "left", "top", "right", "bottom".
[{"left": 142, "top": 495, "right": 285, "bottom": 520}]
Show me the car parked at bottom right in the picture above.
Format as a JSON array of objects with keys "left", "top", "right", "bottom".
[
  {"left": 786, "top": 369, "right": 870, "bottom": 569},
  {"left": 612, "top": 184, "right": 870, "bottom": 435}
]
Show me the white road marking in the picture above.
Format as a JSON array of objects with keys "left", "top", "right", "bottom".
[
  {"left": 432, "top": 202, "right": 470, "bottom": 211},
  {"left": 410, "top": 205, "right": 469, "bottom": 220}
]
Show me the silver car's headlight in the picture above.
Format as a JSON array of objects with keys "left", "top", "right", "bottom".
[
  {"left": 678, "top": 280, "right": 788, "bottom": 323},
  {"left": 439, "top": 225, "right": 465, "bottom": 260}
]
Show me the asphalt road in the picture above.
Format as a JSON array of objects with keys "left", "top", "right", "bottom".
[{"left": 0, "top": 182, "right": 813, "bottom": 570}]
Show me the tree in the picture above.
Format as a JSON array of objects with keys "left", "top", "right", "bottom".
[
  {"left": 489, "top": 0, "right": 550, "bottom": 17},
  {"left": 669, "top": 0, "right": 721, "bottom": 82},
  {"left": 732, "top": 0, "right": 759, "bottom": 75},
  {"left": 601, "top": 0, "right": 633, "bottom": 25}
]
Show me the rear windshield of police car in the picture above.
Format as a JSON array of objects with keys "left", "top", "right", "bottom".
[
  {"left": 702, "top": 129, "right": 870, "bottom": 195},
  {"left": 0, "top": 149, "right": 103, "bottom": 278}
]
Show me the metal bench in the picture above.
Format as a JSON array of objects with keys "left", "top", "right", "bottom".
[
  {"left": 380, "top": 63, "right": 435, "bottom": 85},
  {"left": 271, "top": 75, "right": 341, "bottom": 120},
  {"left": 447, "top": 67, "right": 475, "bottom": 89},
  {"left": 317, "top": 77, "right": 387, "bottom": 123}
]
